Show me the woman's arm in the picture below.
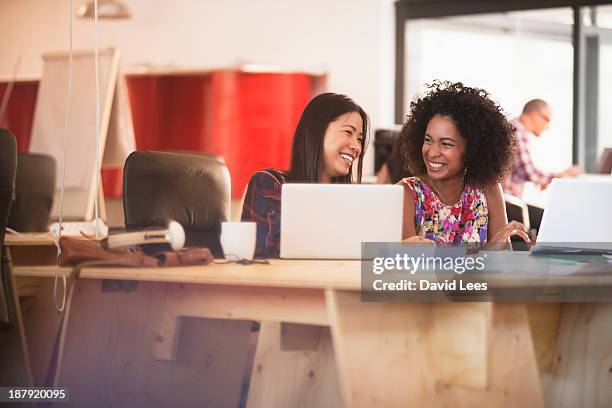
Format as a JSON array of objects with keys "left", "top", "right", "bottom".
[
  {"left": 401, "top": 183, "right": 417, "bottom": 240},
  {"left": 241, "top": 171, "right": 282, "bottom": 258}
]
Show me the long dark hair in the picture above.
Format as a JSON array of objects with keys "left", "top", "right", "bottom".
[{"left": 286, "top": 92, "right": 369, "bottom": 183}]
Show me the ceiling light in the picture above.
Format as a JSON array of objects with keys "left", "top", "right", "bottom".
[{"left": 77, "top": 0, "right": 132, "bottom": 20}]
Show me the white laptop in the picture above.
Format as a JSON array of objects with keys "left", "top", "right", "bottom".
[
  {"left": 280, "top": 184, "right": 404, "bottom": 259},
  {"left": 534, "top": 178, "right": 612, "bottom": 254}
]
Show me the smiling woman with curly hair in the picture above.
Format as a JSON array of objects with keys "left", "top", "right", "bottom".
[{"left": 399, "top": 80, "right": 527, "bottom": 248}]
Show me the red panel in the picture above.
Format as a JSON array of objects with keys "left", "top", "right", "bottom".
[
  {"left": 206, "top": 71, "right": 313, "bottom": 197},
  {"left": 126, "top": 71, "right": 316, "bottom": 197},
  {"left": 0, "top": 81, "right": 39, "bottom": 152},
  {"left": 126, "top": 74, "right": 214, "bottom": 152},
  {"left": 125, "top": 76, "right": 162, "bottom": 151},
  {"left": 101, "top": 166, "right": 123, "bottom": 198}
]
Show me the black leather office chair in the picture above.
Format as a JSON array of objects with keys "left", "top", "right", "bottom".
[
  {"left": 122, "top": 151, "right": 251, "bottom": 406},
  {"left": 1, "top": 129, "right": 17, "bottom": 328},
  {"left": 123, "top": 151, "right": 230, "bottom": 256},
  {"left": 0, "top": 129, "right": 28, "bottom": 388},
  {"left": 165, "top": 150, "right": 225, "bottom": 164},
  {"left": 504, "top": 193, "right": 533, "bottom": 248},
  {"left": 7, "top": 153, "right": 56, "bottom": 232}
]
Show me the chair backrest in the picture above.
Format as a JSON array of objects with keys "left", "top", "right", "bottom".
[
  {"left": 1, "top": 129, "right": 17, "bottom": 326},
  {"left": 598, "top": 148, "right": 612, "bottom": 174},
  {"left": 504, "top": 193, "right": 530, "bottom": 231},
  {"left": 123, "top": 151, "right": 230, "bottom": 256},
  {"left": 7, "top": 153, "right": 56, "bottom": 232}
]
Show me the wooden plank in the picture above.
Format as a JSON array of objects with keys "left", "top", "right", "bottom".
[
  {"left": 9, "top": 246, "right": 58, "bottom": 266},
  {"left": 152, "top": 283, "right": 328, "bottom": 361},
  {"left": 13, "top": 266, "right": 74, "bottom": 279},
  {"left": 526, "top": 303, "right": 562, "bottom": 373},
  {"left": 4, "top": 233, "right": 57, "bottom": 246},
  {"left": 326, "top": 289, "right": 436, "bottom": 407},
  {"left": 19, "top": 277, "right": 71, "bottom": 385},
  {"left": 76, "top": 259, "right": 612, "bottom": 291},
  {"left": 55, "top": 278, "right": 253, "bottom": 407},
  {"left": 326, "top": 290, "right": 543, "bottom": 407},
  {"left": 0, "top": 255, "right": 33, "bottom": 387},
  {"left": 430, "top": 302, "right": 492, "bottom": 389},
  {"left": 546, "top": 303, "right": 612, "bottom": 408},
  {"left": 15, "top": 276, "right": 39, "bottom": 297},
  {"left": 79, "top": 260, "right": 363, "bottom": 290},
  {"left": 246, "top": 322, "right": 342, "bottom": 408}
]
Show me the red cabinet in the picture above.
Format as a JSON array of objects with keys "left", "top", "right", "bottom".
[
  {"left": 126, "top": 70, "right": 326, "bottom": 197},
  {"left": 0, "top": 81, "right": 38, "bottom": 152}
]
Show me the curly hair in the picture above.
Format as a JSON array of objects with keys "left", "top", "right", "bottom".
[{"left": 400, "top": 80, "right": 515, "bottom": 187}]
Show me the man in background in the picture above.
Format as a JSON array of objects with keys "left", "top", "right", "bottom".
[{"left": 503, "top": 99, "right": 582, "bottom": 232}]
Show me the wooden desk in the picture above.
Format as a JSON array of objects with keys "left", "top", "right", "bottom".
[
  {"left": 47, "top": 260, "right": 565, "bottom": 407},
  {"left": 6, "top": 257, "right": 609, "bottom": 407},
  {"left": 5, "top": 233, "right": 58, "bottom": 270},
  {"left": 4, "top": 233, "right": 57, "bottom": 246}
]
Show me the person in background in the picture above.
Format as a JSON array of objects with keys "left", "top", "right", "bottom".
[
  {"left": 399, "top": 80, "right": 529, "bottom": 248},
  {"left": 503, "top": 99, "right": 581, "bottom": 197},
  {"left": 502, "top": 99, "right": 581, "bottom": 232},
  {"left": 241, "top": 93, "right": 369, "bottom": 257},
  {"left": 376, "top": 134, "right": 413, "bottom": 184}
]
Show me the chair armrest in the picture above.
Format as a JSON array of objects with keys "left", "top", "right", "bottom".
[{"left": 503, "top": 193, "right": 531, "bottom": 231}]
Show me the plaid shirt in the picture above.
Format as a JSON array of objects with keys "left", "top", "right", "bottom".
[
  {"left": 241, "top": 169, "right": 286, "bottom": 258},
  {"left": 502, "top": 119, "right": 553, "bottom": 197}
]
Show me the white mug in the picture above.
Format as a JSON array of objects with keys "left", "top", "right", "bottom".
[{"left": 220, "top": 222, "right": 257, "bottom": 261}]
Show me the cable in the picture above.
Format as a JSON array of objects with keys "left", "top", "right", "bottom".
[
  {"left": 6, "top": 225, "right": 66, "bottom": 311},
  {"left": 58, "top": 0, "right": 73, "bottom": 251},
  {"left": 54, "top": 0, "right": 75, "bottom": 313},
  {"left": 93, "top": 0, "right": 101, "bottom": 241},
  {"left": 53, "top": 276, "right": 67, "bottom": 312}
]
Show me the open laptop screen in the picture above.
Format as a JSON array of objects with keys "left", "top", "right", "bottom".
[
  {"left": 280, "top": 184, "right": 404, "bottom": 259},
  {"left": 535, "top": 178, "right": 612, "bottom": 253}
]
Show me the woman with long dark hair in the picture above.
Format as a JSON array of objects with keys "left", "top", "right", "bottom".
[{"left": 241, "top": 92, "right": 369, "bottom": 257}]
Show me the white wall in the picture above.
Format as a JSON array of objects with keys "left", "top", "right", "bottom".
[{"left": 0, "top": 0, "right": 396, "bottom": 175}]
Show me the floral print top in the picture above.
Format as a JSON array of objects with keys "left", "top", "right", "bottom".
[{"left": 400, "top": 176, "right": 488, "bottom": 246}]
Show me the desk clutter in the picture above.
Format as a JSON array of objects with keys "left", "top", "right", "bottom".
[
  {"left": 48, "top": 218, "right": 109, "bottom": 238},
  {"left": 54, "top": 219, "right": 212, "bottom": 268},
  {"left": 57, "top": 235, "right": 213, "bottom": 268}
]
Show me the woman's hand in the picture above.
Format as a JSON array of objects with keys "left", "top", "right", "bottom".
[{"left": 489, "top": 220, "right": 530, "bottom": 243}]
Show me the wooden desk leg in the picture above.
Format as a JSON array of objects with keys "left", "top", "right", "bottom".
[
  {"left": 526, "top": 303, "right": 562, "bottom": 374},
  {"left": 0, "top": 248, "right": 33, "bottom": 387},
  {"left": 246, "top": 322, "right": 342, "bottom": 408},
  {"left": 325, "top": 289, "right": 543, "bottom": 408},
  {"left": 20, "top": 276, "right": 71, "bottom": 385},
  {"left": 54, "top": 279, "right": 251, "bottom": 408},
  {"left": 545, "top": 303, "right": 612, "bottom": 408}
]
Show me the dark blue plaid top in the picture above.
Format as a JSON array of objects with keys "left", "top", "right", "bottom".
[{"left": 241, "top": 169, "right": 286, "bottom": 258}]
